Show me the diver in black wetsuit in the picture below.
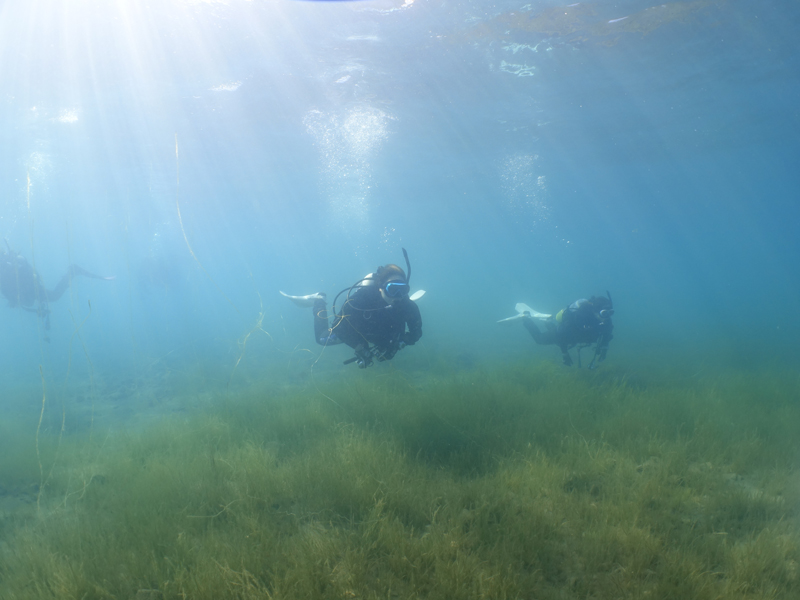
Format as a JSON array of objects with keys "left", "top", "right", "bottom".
[
  {"left": 523, "top": 294, "right": 614, "bottom": 369},
  {"left": 1, "top": 240, "right": 114, "bottom": 331},
  {"left": 313, "top": 251, "right": 422, "bottom": 368}
]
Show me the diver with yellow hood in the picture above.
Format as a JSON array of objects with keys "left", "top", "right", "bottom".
[{"left": 500, "top": 293, "right": 614, "bottom": 368}]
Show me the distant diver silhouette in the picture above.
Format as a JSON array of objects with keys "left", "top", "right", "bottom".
[{"left": 1, "top": 239, "right": 115, "bottom": 332}]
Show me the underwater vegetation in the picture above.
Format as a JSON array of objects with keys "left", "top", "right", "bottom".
[{"left": 1, "top": 361, "right": 799, "bottom": 599}]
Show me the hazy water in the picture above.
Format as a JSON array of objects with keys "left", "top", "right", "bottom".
[{"left": 1, "top": 0, "right": 798, "bottom": 415}]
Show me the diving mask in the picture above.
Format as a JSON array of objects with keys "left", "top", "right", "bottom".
[{"left": 383, "top": 281, "right": 410, "bottom": 298}]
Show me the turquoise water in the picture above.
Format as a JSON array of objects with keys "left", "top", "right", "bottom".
[
  {"left": 1, "top": 0, "right": 797, "bottom": 386},
  {"left": 0, "top": 2, "right": 799, "bottom": 596}
]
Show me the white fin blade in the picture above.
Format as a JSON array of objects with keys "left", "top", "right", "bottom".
[
  {"left": 498, "top": 303, "right": 552, "bottom": 323},
  {"left": 497, "top": 313, "right": 526, "bottom": 324},
  {"left": 280, "top": 291, "right": 324, "bottom": 307},
  {"left": 515, "top": 302, "right": 551, "bottom": 319}
]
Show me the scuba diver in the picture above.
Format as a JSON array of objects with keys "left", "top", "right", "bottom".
[
  {"left": 0, "top": 240, "right": 115, "bottom": 332},
  {"left": 501, "top": 293, "right": 614, "bottom": 369},
  {"left": 281, "top": 249, "right": 423, "bottom": 368}
]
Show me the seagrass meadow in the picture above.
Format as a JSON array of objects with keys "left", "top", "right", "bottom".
[
  {"left": 3, "top": 0, "right": 800, "bottom": 598},
  {"left": 1, "top": 359, "right": 798, "bottom": 600}
]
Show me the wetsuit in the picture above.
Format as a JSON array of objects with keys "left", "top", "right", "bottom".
[
  {"left": 1, "top": 252, "right": 44, "bottom": 308},
  {"left": 524, "top": 298, "right": 613, "bottom": 366},
  {"left": 1, "top": 254, "right": 104, "bottom": 309},
  {"left": 314, "top": 285, "right": 422, "bottom": 361}
]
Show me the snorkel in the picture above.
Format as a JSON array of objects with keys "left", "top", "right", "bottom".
[{"left": 402, "top": 247, "right": 411, "bottom": 286}]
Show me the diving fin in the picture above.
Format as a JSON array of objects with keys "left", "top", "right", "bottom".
[
  {"left": 280, "top": 291, "right": 325, "bottom": 307},
  {"left": 497, "top": 302, "right": 552, "bottom": 324}
]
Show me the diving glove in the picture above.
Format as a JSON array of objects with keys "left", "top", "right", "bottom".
[
  {"left": 319, "top": 332, "right": 339, "bottom": 345},
  {"left": 354, "top": 345, "right": 374, "bottom": 369}
]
